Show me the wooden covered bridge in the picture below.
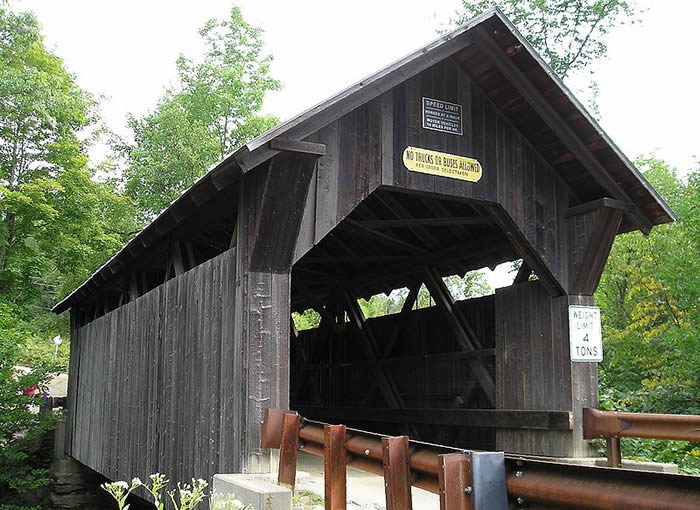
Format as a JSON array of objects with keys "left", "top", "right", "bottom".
[{"left": 54, "top": 9, "right": 674, "bottom": 492}]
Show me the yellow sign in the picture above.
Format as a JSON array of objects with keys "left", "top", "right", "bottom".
[{"left": 402, "top": 146, "right": 482, "bottom": 182}]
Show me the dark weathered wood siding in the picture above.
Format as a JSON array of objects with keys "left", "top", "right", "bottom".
[
  {"left": 291, "top": 295, "right": 496, "bottom": 448},
  {"left": 495, "top": 282, "right": 597, "bottom": 456},
  {"left": 294, "top": 59, "right": 573, "bottom": 293},
  {"left": 68, "top": 249, "right": 241, "bottom": 483},
  {"left": 64, "top": 47, "right": 614, "bottom": 478},
  {"left": 292, "top": 295, "right": 495, "bottom": 409}
]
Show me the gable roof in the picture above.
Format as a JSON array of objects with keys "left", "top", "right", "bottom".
[{"left": 53, "top": 8, "right": 674, "bottom": 314}]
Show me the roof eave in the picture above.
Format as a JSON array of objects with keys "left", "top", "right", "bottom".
[{"left": 487, "top": 9, "right": 676, "bottom": 226}]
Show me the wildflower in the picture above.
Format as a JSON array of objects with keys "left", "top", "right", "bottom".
[{"left": 101, "top": 477, "right": 142, "bottom": 510}]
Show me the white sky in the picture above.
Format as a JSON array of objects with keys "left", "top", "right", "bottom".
[
  {"left": 17, "top": 0, "right": 700, "bottom": 289},
  {"left": 20, "top": 0, "right": 699, "bottom": 174}
]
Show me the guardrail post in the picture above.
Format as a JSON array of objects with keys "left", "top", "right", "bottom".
[
  {"left": 278, "top": 412, "right": 301, "bottom": 489},
  {"left": 606, "top": 437, "right": 622, "bottom": 468},
  {"left": 438, "top": 453, "right": 473, "bottom": 510},
  {"left": 324, "top": 424, "right": 347, "bottom": 510},
  {"left": 382, "top": 436, "right": 413, "bottom": 510},
  {"left": 261, "top": 408, "right": 288, "bottom": 449}
]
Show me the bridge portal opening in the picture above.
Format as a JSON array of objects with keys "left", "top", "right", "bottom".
[{"left": 290, "top": 188, "right": 520, "bottom": 449}]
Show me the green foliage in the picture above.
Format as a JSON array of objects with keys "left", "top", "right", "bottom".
[
  {"left": 0, "top": 327, "right": 58, "bottom": 506},
  {"left": 0, "top": 6, "right": 139, "bottom": 366},
  {"left": 293, "top": 271, "right": 492, "bottom": 329},
  {"left": 291, "top": 490, "right": 324, "bottom": 508},
  {"left": 597, "top": 158, "right": 700, "bottom": 472},
  {"left": 0, "top": 5, "right": 138, "bottom": 367},
  {"left": 451, "top": 0, "right": 639, "bottom": 79},
  {"left": 292, "top": 308, "right": 322, "bottom": 331},
  {"left": 0, "top": 6, "right": 138, "bottom": 504},
  {"left": 121, "top": 6, "right": 280, "bottom": 218},
  {"left": 620, "top": 439, "right": 700, "bottom": 476}
]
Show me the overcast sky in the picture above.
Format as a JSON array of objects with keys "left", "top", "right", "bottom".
[{"left": 20, "top": 0, "right": 699, "bottom": 175}]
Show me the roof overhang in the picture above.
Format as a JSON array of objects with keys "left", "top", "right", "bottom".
[{"left": 52, "top": 8, "right": 674, "bottom": 314}]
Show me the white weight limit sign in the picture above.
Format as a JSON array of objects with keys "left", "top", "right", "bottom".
[{"left": 569, "top": 305, "right": 603, "bottom": 362}]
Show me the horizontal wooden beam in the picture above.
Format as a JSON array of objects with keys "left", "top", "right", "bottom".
[
  {"left": 565, "top": 197, "right": 630, "bottom": 218},
  {"left": 295, "top": 349, "right": 496, "bottom": 372},
  {"left": 341, "top": 219, "right": 428, "bottom": 255},
  {"left": 358, "top": 217, "right": 492, "bottom": 228},
  {"left": 294, "top": 406, "right": 573, "bottom": 431},
  {"left": 270, "top": 138, "right": 327, "bottom": 156}
]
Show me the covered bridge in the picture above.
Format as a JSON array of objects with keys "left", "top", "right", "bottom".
[{"left": 54, "top": 9, "right": 673, "bottom": 486}]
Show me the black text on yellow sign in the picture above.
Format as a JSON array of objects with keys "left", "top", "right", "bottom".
[{"left": 402, "top": 146, "right": 482, "bottom": 182}]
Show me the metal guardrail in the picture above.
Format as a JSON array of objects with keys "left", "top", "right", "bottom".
[
  {"left": 261, "top": 408, "right": 700, "bottom": 510},
  {"left": 583, "top": 407, "right": 700, "bottom": 468}
]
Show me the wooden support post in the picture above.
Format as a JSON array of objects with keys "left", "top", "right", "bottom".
[
  {"left": 438, "top": 453, "right": 473, "bottom": 510},
  {"left": 382, "top": 436, "right": 413, "bottom": 510},
  {"left": 290, "top": 318, "right": 310, "bottom": 402},
  {"left": 607, "top": 437, "right": 622, "bottom": 468},
  {"left": 184, "top": 241, "right": 196, "bottom": 268},
  {"left": 278, "top": 413, "right": 301, "bottom": 488},
  {"left": 172, "top": 241, "right": 185, "bottom": 275},
  {"left": 382, "top": 283, "right": 420, "bottom": 358},
  {"left": 128, "top": 274, "right": 139, "bottom": 301},
  {"left": 324, "top": 424, "right": 347, "bottom": 510}
]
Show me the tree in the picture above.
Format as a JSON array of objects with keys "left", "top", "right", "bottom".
[
  {"left": 0, "top": 7, "right": 138, "bottom": 363},
  {"left": 452, "top": 0, "right": 639, "bottom": 79},
  {"left": 596, "top": 158, "right": 700, "bottom": 473},
  {"left": 122, "top": 6, "right": 280, "bottom": 218},
  {"left": 0, "top": 7, "right": 139, "bottom": 503},
  {"left": 0, "top": 7, "right": 93, "bottom": 270}
]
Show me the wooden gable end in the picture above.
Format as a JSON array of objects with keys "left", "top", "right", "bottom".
[{"left": 287, "top": 58, "right": 574, "bottom": 293}]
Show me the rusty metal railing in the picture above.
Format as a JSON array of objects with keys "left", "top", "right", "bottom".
[
  {"left": 583, "top": 407, "right": 700, "bottom": 468},
  {"left": 261, "top": 408, "right": 700, "bottom": 510}
]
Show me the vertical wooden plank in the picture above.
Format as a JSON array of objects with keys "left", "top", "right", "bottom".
[
  {"left": 65, "top": 311, "right": 80, "bottom": 456},
  {"left": 382, "top": 436, "right": 413, "bottom": 510},
  {"left": 220, "top": 247, "right": 241, "bottom": 472},
  {"left": 314, "top": 121, "right": 340, "bottom": 243},
  {"left": 293, "top": 158, "right": 317, "bottom": 264},
  {"left": 380, "top": 90, "right": 395, "bottom": 186},
  {"left": 209, "top": 255, "right": 223, "bottom": 475}
]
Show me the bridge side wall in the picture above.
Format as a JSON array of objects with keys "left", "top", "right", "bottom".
[
  {"left": 66, "top": 248, "right": 243, "bottom": 483},
  {"left": 495, "top": 281, "right": 598, "bottom": 456}
]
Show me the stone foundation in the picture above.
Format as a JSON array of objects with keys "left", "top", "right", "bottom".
[{"left": 48, "top": 420, "right": 118, "bottom": 510}]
